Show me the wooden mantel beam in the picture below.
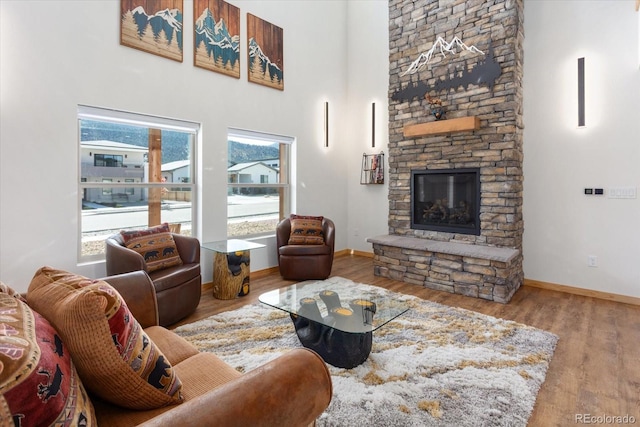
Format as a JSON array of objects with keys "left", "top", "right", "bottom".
[{"left": 403, "top": 116, "right": 480, "bottom": 138}]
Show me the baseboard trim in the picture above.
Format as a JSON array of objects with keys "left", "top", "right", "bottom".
[
  {"left": 334, "top": 249, "right": 352, "bottom": 258},
  {"left": 350, "top": 249, "right": 374, "bottom": 258},
  {"left": 250, "top": 266, "right": 280, "bottom": 279},
  {"left": 524, "top": 278, "right": 640, "bottom": 306}
]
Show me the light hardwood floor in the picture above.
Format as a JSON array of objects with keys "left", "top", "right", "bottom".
[{"left": 173, "top": 254, "right": 640, "bottom": 426}]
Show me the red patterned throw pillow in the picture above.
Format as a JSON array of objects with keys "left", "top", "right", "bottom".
[
  {"left": 120, "top": 223, "right": 182, "bottom": 273},
  {"left": 0, "top": 287, "right": 96, "bottom": 425},
  {"left": 288, "top": 214, "right": 325, "bottom": 245},
  {"left": 27, "top": 267, "right": 183, "bottom": 410}
]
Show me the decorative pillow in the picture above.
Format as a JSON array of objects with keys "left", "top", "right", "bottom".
[
  {"left": 288, "top": 214, "right": 325, "bottom": 245},
  {"left": 27, "top": 267, "right": 183, "bottom": 410},
  {"left": 120, "top": 223, "right": 182, "bottom": 273},
  {"left": 0, "top": 281, "right": 26, "bottom": 303},
  {"left": 0, "top": 291, "right": 96, "bottom": 426}
]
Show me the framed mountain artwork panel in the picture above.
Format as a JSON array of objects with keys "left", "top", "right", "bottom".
[
  {"left": 194, "top": 0, "right": 240, "bottom": 78},
  {"left": 120, "top": 0, "right": 184, "bottom": 62},
  {"left": 247, "top": 14, "right": 284, "bottom": 90}
]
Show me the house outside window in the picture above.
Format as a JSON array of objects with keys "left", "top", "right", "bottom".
[
  {"left": 78, "top": 105, "right": 199, "bottom": 262},
  {"left": 227, "top": 128, "right": 291, "bottom": 237}
]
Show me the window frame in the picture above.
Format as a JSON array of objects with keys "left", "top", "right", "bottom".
[{"left": 77, "top": 105, "right": 200, "bottom": 263}]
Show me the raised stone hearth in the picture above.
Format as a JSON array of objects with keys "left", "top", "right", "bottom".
[
  {"left": 375, "top": 0, "right": 525, "bottom": 302},
  {"left": 367, "top": 235, "right": 520, "bottom": 303}
]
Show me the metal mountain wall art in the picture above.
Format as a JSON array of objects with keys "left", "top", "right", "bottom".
[
  {"left": 402, "top": 36, "right": 484, "bottom": 76},
  {"left": 392, "top": 38, "right": 501, "bottom": 103}
]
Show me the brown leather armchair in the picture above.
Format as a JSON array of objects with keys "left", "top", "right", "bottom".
[
  {"left": 276, "top": 217, "right": 335, "bottom": 280},
  {"left": 106, "top": 233, "right": 201, "bottom": 327}
]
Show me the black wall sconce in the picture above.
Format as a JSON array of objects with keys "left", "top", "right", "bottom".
[
  {"left": 324, "top": 101, "right": 329, "bottom": 147},
  {"left": 371, "top": 102, "right": 376, "bottom": 148},
  {"left": 578, "top": 57, "right": 585, "bottom": 127}
]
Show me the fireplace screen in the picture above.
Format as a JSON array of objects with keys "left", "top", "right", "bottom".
[{"left": 411, "top": 168, "right": 480, "bottom": 235}]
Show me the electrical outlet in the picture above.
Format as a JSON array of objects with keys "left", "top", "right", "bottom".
[
  {"left": 587, "top": 255, "right": 598, "bottom": 267},
  {"left": 353, "top": 228, "right": 359, "bottom": 237}
]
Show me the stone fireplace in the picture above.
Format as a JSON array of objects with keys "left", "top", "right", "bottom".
[{"left": 368, "top": 0, "right": 524, "bottom": 303}]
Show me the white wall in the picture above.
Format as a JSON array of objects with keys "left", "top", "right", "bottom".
[
  {"left": 0, "top": 0, "right": 349, "bottom": 291},
  {"left": 345, "top": 0, "right": 390, "bottom": 253},
  {"left": 523, "top": 0, "right": 640, "bottom": 297}
]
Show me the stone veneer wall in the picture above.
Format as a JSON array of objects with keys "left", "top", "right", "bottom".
[{"left": 374, "top": 0, "right": 525, "bottom": 302}]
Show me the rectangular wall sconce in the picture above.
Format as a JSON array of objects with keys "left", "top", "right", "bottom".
[
  {"left": 371, "top": 102, "right": 376, "bottom": 148},
  {"left": 578, "top": 57, "right": 585, "bottom": 127},
  {"left": 324, "top": 101, "right": 329, "bottom": 147}
]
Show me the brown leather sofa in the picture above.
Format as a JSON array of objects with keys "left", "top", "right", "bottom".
[
  {"left": 276, "top": 217, "right": 335, "bottom": 280},
  {"left": 106, "top": 232, "right": 201, "bottom": 327},
  {"left": 94, "top": 270, "right": 333, "bottom": 426}
]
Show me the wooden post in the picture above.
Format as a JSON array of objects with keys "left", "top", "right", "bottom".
[{"left": 148, "top": 128, "right": 162, "bottom": 226}]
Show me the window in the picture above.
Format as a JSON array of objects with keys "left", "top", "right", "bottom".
[
  {"left": 101, "top": 179, "right": 113, "bottom": 195},
  {"left": 78, "top": 105, "right": 199, "bottom": 262},
  {"left": 95, "top": 154, "right": 123, "bottom": 167},
  {"left": 227, "top": 128, "right": 291, "bottom": 237}
]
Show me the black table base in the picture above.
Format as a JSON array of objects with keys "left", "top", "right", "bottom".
[{"left": 290, "top": 314, "right": 372, "bottom": 369}]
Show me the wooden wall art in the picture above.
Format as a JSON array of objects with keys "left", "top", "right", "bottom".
[
  {"left": 194, "top": 0, "right": 240, "bottom": 78},
  {"left": 247, "top": 13, "right": 284, "bottom": 90},
  {"left": 120, "top": 0, "right": 184, "bottom": 62}
]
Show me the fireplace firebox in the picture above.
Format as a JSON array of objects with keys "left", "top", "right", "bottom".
[{"left": 411, "top": 168, "right": 480, "bottom": 235}]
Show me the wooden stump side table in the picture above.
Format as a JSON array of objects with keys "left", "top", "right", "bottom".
[{"left": 202, "top": 239, "right": 266, "bottom": 300}]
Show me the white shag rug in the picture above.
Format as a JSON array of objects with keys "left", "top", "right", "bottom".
[{"left": 174, "top": 277, "right": 558, "bottom": 427}]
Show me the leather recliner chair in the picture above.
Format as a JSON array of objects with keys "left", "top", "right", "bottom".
[
  {"left": 105, "top": 233, "right": 201, "bottom": 327},
  {"left": 276, "top": 217, "right": 335, "bottom": 280}
]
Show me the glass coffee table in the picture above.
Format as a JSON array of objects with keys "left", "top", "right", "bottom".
[{"left": 259, "top": 277, "right": 410, "bottom": 369}]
